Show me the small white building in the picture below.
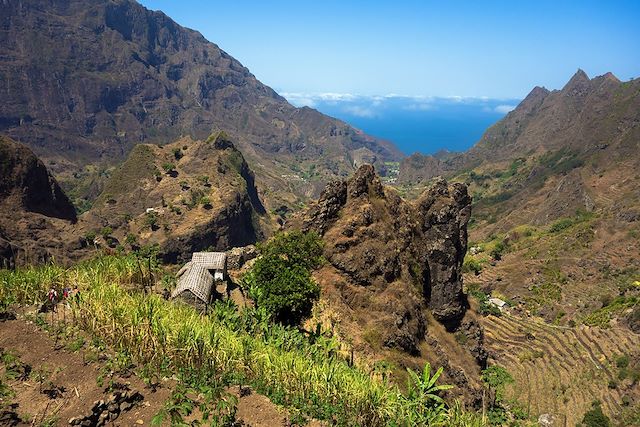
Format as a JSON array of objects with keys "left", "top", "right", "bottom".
[{"left": 488, "top": 297, "right": 507, "bottom": 311}]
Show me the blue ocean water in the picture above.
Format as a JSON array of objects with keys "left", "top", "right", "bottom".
[{"left": 286, "top": 95, "right": 520, "bottom": 155}]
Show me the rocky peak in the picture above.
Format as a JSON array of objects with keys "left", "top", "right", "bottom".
[
  {"left": 296, "top": 166, "right": 471, "bottom": 355},
  {"left": 516, "top": 85, "right": 550, "bottom": 114},
  {"left": 562, "top": 68, "right": 592, "bottom": 97},
  {"left": 83, "top": 134, "right": 267, "bottom": 263},
  {"left": 347, "top": 164, "right": 384, "bottom": 199}
]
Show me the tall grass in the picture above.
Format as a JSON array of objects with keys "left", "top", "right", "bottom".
[{"left": 0, "top": 255, "right": 486, "bottom": 426}]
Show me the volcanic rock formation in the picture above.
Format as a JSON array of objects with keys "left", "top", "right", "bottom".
[{"left": 296, "top": 165, "right": 471, "bottom": 354}]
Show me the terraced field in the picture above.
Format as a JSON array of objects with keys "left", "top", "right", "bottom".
[{"left": 482, "top": 313, "right": 639, "bottom": 425}]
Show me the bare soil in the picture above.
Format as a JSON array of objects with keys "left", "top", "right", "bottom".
[{"left": 0, "top": 313, "right": 325, "bottom": 426}]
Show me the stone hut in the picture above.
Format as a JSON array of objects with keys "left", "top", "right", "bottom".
[{"left": 171, "top": 252, "right": 227, "bottom": 310}]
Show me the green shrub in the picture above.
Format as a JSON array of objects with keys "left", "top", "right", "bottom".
[
  {"left": 162, "top": 163, "right": 176, "bottom": 173},
  {"left": 581, "top": 401, "right": 610, "bottom": 427},
  {"left": 481, "top": 365, "right": 513, "bottom": 407},
  {"left": 84, "top": 231, "right": 97, "bottom": 243},
  {"left": 200, "top": 196, "right": 212, "bottom": 208},
  {"left": 490, "top": 241, "right": 507, "bottom": 260},
  {"left": 549, "top": 218, "right": 574, "bottom": 233},
  {"left": 463, "top": 257, "right": 483, "bottom": 275},
  {"left": 145, "top": 212, "right": 159, "bottom": 230},
  {"left": 101, "top": 226, "right": 113, "bottom": 238},
  {"left": 244, "top": 231, "right": 323, "bottom": 325},
  {"left": 616, "top": 354, "right": 630, "bottom": 369},
  {"left": 172, "top": 148, "right": 183, "bottom": 160}
]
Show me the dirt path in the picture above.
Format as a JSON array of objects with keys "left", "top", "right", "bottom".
[{"left": 0, "top": 316, "right": 170, "bottom": 426}]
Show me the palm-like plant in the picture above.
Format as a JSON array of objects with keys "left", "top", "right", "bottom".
[
  {"left": 407, "top": 362, "right": 453, "bottom": 405},
  {"left": 398, "top": 363, "right": 454, "bottom": 425}
]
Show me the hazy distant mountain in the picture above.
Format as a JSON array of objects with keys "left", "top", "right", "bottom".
[{"left": 0, "top": 0, "right": 402, "bottom": 207}]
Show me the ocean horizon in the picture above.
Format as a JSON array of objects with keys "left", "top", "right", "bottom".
[{"left": 283, "top": 93, "right": 521, "bottom": 156}]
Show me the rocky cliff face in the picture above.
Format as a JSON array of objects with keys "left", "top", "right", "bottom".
[
  {"left": 0, "top": 0, "right": 402, "bottom": 207},
  {"left": 0, "top": 135, "right": 77, "bottom": 267},
  {"left": 81, "top": 133, "right": 268, "bottom": 263},
  {"left": 291, "top": 165, "right": 485, "bottom": 402},
  {"left": 0, "top": 135, "right": 76, "bottom": 221},
  {"left": 297, "top": 165, "right": 471, "bottom": 355}
]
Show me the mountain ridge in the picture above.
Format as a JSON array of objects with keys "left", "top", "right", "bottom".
[
  {"left": 397, "top": 69, "right": 639, "bottom": 184},
  {"left": 0, "top": 0, "right": 403, "bottom": 209}
]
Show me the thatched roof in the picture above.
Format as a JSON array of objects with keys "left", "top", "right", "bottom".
[
  {"left": 171, "top": 265, "right": 214, "bottom": 303},
  {"left": 170, "top": 252, "right": 227, "bottom": 304},
  {"left": 191, "top": 252, "right": 226, "bottom": 270}
]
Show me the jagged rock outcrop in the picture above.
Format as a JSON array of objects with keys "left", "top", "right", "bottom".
[
  {"left": 296, "top": 165, "right": 471, "bottom": 355},
  {"left": 416, "top": 178, "right": 471, "bottom": 321}
]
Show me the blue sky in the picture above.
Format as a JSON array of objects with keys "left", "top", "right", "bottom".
[{"left": 139, "top": 0, "right": 640, "bottom": 99}]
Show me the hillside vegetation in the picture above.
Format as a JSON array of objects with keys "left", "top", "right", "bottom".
[{"left": 0, "top": 254, "right": 493, "bottom": 426}]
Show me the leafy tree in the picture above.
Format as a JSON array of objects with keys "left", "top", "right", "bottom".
[
  {"left": 257, "top": 230, "right": 324, "bottom": 271},
  {"left": 244, "top": 231, "right": 323, "bottom": 325}
]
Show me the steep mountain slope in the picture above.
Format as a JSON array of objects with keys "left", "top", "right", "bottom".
[
  {"left": 449, "top": 71, "right": 640, "bottom": 322},
  {"left": 289, "top": 165, "right": 488, "bottom": 403},
  {"left": 399, "top": 70, "right": 639, "bottom": 187},
  {"left": 0, "top": 135, "right": 77, "bottom": 267},
  {"left": 80, "top": 132, "right": 269, "bottom": 263},
  {"left": 397, "top": 71, "right": 640, "bottom": 423},
  {"left": 0, "top": 0, "right": 402, "bottom": 209}
]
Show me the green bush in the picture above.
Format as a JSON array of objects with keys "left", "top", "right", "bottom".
[
  {"left": 84, "top": 231, "right": 97, "bottom": 244},
  {"left": 101, "top": 226, "right": 113, "bottom": 238},
  {"left": 244, "top": 231, "right": 323, "bottom": 325},
  {"left": 549, "top": 217, "right": 574, "bottom": 233},
  {"left": 200, "top": 196, "right": 212, "bottom": 208},
  {"left": 580, "top": 401, "right": 610, "bottom": 427},
  {"left": 616, "top": 354, "right": 630, "bottom": 369},
  {"left": 463, "top": 257, "right": 483, "bottom": 275},
  {"left": 145, "top": 212, "right": 158, "bottom": 230}
]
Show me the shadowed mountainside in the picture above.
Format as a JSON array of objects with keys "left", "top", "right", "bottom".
[
  {"left": 0, "top": 135, "right": 77, "bottom": 266},
  {"left": 0, "top": 0, "right": 402, "bottom": 210}
]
